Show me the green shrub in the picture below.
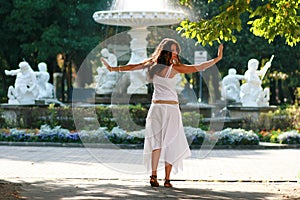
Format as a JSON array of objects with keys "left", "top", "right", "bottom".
[
  {"left": 3, "top": 104, "right": 297, "bottom": 134},
  {"left": 182, "top": 112, "right": 207, "bottom": 130},
  {"left": 285, "top": 104, "right": 300, "bottom": 129},
  {"left": 269, "top": 130, "right": 279, "bottom": 143},
  {"left": 241, "top": 104, "right": 300, "bottom": 132}
]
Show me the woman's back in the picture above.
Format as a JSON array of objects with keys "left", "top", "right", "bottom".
[{"left": 152, "top": 66, "right": 178, "bottom": 101}]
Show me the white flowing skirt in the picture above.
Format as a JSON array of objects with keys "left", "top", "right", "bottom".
[{"left": 143, "top": 103, "right": 191, "bottom": 174}]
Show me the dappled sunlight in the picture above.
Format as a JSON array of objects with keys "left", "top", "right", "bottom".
[{"left": 15, "top": 179, "right": 299, "bottom": 200}]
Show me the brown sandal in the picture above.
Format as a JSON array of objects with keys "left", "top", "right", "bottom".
[
  {"left": 150, "top": 175, "right": 159, "bottom": 187},
  {"left": 164, "top": 179, "right": 173, "bottom": 187}
]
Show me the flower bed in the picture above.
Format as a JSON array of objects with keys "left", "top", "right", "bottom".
[
  {"left": 258, "top": 129, "right": 300, "bottom": 144},
  {"left": 215, "top": 128, "right": 259, "bottom": 145},
  {"left": 0, "top": 125, "right": 265, "bottom": 146},
  {"left": 277, "top": 130, "right": 300, "bottom": 144},
  {"left": 0, "top": 125, "right": 80, "bottom": 143}
]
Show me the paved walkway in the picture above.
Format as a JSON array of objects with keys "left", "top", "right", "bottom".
[{"left": 0, "top": 146, "right": 299, "bottom": 199}]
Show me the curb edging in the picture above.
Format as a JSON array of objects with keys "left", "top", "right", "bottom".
[{"left": 0, "top": 141, "right": 299, "bottom": 149}]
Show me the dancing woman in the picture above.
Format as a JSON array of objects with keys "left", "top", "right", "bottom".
[{"left": 101, "top": 38, "right": 223, "bottom": 187}]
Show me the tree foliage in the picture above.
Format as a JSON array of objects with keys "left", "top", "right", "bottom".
[
  {"left": 0, "top": 0, "right": 110, "bottom": 69},
  {"left": 0, "top": 0, "right": 298, "bottom": 103},
  {"left": 178, "top": 0, "right": 300, "bottom": 46},
  {"left": 177, "top": 0, "right": 299, "bottom": 104}
]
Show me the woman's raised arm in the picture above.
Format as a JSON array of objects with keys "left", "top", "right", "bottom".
[
  {"left": 173, "top": 44, "right": 223, "bottom": 74},
  {"left": 100, "top": 57, "right": 149, "bottom": 72}
]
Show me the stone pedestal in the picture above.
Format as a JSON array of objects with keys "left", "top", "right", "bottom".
[
  {"left": 180, "top": 103, "right": 215, "bottom": 118},
  {"left": 95, "top": 93, "right": 152, "bottom": 105},
  {"left": 227, "top": 105, "right": 277, "bottom": 119},
  {"left": 0, "top": 104, "right": 49, "bottom": 128}
]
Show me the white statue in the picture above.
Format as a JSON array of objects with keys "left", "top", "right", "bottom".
[
  {"left": 221, "top": 68, "right": 245, "bottom": 103},
  {"left": 175, "top": 74, "right": 184, "bottom": 94},
  {"left": 5, "top": 61, "right": 38, "bottom": 104},
  {"left": 95, "top": 67, "right": 109, "bottom": 94},
  {"left": 257, "top": 88, "right": 270, "bottom": 107},
  {"left": 35, "top": 62, "right": 54, "bottom": 99},
  {"left": 240, "top": 56, "right": 273, "bottom": 107},
  {"left": 95, "top": 48, "right": 118, "bottom": 94}
]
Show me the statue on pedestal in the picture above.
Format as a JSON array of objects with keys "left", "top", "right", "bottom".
[
  {"left": 35, "top": 62, "right": 54, "bottom": 99},
  {"left": 5, "top": 61, "right": 38, "bottom": 104},
  {"left": 95, "top": 48, "right": 118, "bottom": 94},
  {"left": 240, "top": 56, "right": 273, "bottom": 107},
  {"left": 221, "top": 68, "right": 245, "bottom": 103}
]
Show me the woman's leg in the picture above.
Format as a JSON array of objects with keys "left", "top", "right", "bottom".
[
  {"left": 151, "top": 149, "right": 161, "bottom": 176},
  {"left": 164, "top": 162, "right": 172, "bottom": 180},
  {"left": 150, "top": 149, "right": 161, "bottom": 187},
  {"left": 164, "top": 162, "right": 173, "bottom": 187}
]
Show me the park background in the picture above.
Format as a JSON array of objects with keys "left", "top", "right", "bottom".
[
  {"left": 0, "top": 1, "right": 299, "bottom": 103},
  {"left": 0, "top": 0, "right": 299, "bottom": 146},
  {"left": 0, "top": 1, "right": 299, "bottom": 199}
]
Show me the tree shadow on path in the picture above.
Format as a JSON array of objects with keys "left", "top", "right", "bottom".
[
  {"left": 0, "top": 179, "right": 24, "bottom": 200},
  {"left": 18, "top": 179, "right": 300, "bottom": 200}
]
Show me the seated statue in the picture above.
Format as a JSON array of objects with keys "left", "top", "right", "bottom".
[
  {"left": 221, "top": 68, "right": 245, "bottom": 103},
  {"left": 240, "top": 57, "right": 273, "bottom": 107},
  {"left": 257, "top": 88, "right": 270, "bottom": 107},
  {"left": 95, "top": 48, "right": 118, "bottom": 94},
  {"left": 35, "top": 62, "right": 54, "bottom": 99},
  {"left": 95, "top": 66, "right": 109, "bottom": 94},
  {"left": 5, "top": 61, "right": 38, "bottom": 104}
]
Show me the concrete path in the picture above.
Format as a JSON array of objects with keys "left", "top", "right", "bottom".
[{"left": 0, "top": 146, "right": 299, "bottom": 199}]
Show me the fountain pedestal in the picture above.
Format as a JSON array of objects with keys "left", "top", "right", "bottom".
[
  {"left": 95, "top": 93, "right": 152, "bottom": 104},
  {"left": 93, "top": 1, "right": 186, "bottom": 95},
  {"left": 126, "top": 28, "right": 149, "bottom": 94}
]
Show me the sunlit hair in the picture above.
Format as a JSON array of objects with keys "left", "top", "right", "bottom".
[{"left": 143, "top": 38, "right": 181, "bottom": 80}]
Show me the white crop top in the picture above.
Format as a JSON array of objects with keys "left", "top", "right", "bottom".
[{"left": 152, "top": 65, "right": 178, "bottom": 101}]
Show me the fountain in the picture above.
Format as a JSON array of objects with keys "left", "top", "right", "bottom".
[{"left": 93, "top": 0, "right": 186, "bottom": 94}]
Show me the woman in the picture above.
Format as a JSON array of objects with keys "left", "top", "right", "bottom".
[{"left": 101, "top": 38, "right": 223, "bottom": 187}]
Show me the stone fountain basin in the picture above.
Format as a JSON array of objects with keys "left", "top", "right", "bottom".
[{"left": 93, "top": 10, "right": 185, "bottom": 27}]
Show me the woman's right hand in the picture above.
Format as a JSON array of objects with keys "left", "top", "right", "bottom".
[
  {"left": 100, "top": 58, "right": 112, "bottom": 71},
  {"left": 217, "top": 44, "right": 224, "bottom": 60}
]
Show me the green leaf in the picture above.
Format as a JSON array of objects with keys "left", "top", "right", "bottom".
[{"left": 232, "top": 35, "right": 237, "bottom": 43}]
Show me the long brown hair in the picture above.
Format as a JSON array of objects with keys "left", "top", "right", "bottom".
[{"left": 145, "top": 38, "right": 181, "bottom": 80}]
